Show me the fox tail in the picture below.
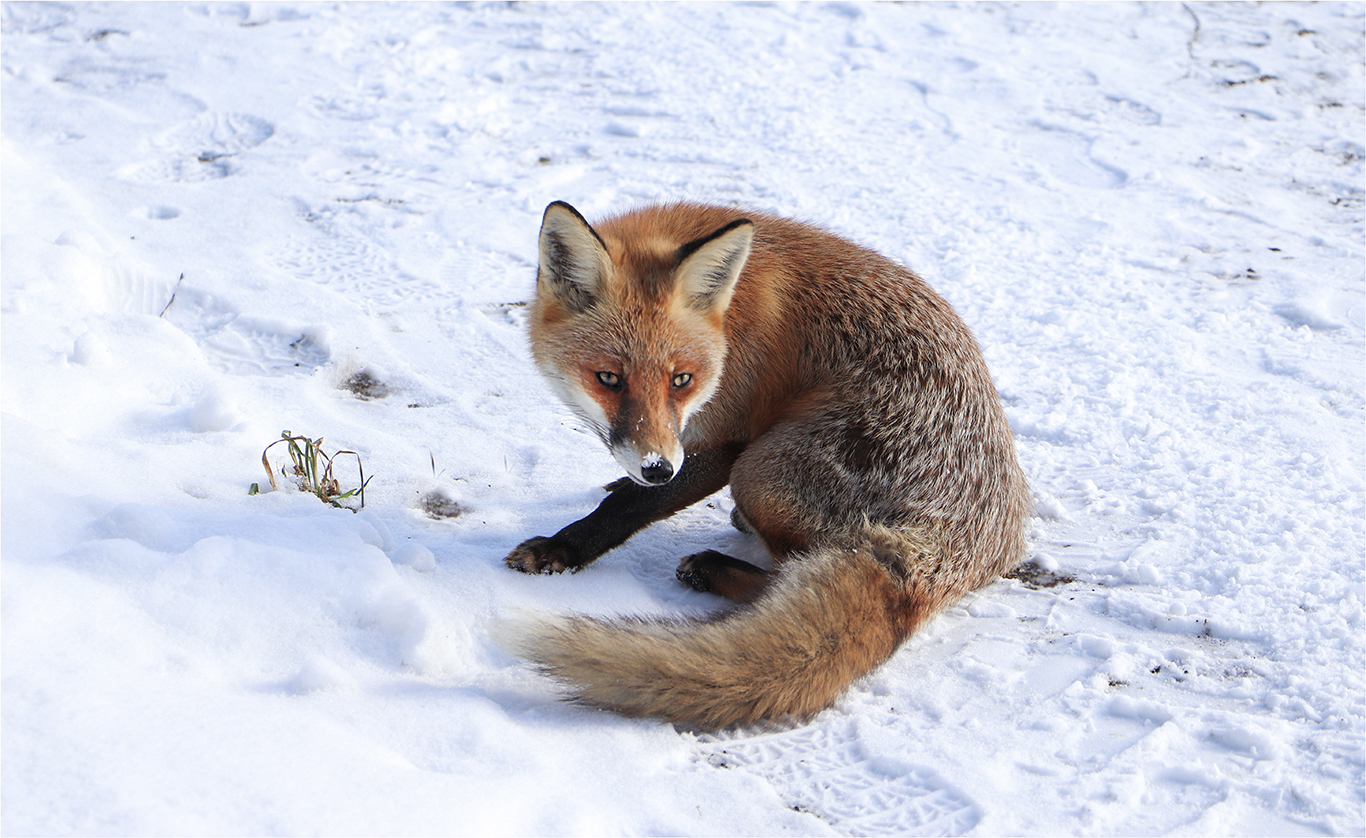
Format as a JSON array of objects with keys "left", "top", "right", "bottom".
[{"left": 492, "top": 526, "right": 946, "bottom": 728}]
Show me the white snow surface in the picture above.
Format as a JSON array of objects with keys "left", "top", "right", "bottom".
[{"left": 3, "top": 2, "right": 1363, "bottom": 835}]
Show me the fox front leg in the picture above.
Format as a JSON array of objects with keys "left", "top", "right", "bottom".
[
  {"left": 502, "top": 481, "right": 659, "bottom": 574},
  {"left": 504, "top": 445, "right": 740, "bottom": 574}
]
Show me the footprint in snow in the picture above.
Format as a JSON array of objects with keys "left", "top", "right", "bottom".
[
  {"left": 269, "top": 231, "right": 445, "bottom": 308},
  {"left": 1016, "top": 123, "right": 1128, "bottom": 190},
  {"left": 118, "top": 112, "right": 275, "bottom": 183},
  {"left": 702, "top": 721, "right": 979, "bottom": 837},
  {"left": 161, "top": 286, "right": 330, "bottom": 375}
]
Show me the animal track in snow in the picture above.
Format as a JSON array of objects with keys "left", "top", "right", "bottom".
[
  {"left": 701, "top": 721, "right": 979, "bottom": 837},
  {"left": 1, "top": 2, "right": 78, "bottom": 34},
  {"left": 477, "top": 301, "right": 528, "bottom": 327},
  {"left": 119, "top": 112, "right": 274, "bottom": 183},
  {"left": 161, "top": 287, "right": 329, "bottom": 375},
  {"left": 1011, "top": 122, "right": 1128, "bottom": 190},
  {"left": 46, "top": 229, "right": 175, "bottom": 316},
  {"left": 269, "top": 230, "right": 445, "bottom": 308},
  {"left": 156, "top": 111, "right": 274, "bottom": 157},
  {"left": 1051, "top": 94, "right": 1162, "bottom": 128}
]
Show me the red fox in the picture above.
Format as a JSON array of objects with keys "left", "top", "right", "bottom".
[{"left": 497, "top": 201, "right": 1030, "bottom": 728}]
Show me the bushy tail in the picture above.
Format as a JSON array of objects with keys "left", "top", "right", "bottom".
[{"left": 492, "top": 530, "right": 941, "bottom": 729}]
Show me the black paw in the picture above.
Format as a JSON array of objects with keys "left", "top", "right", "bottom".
[
  {"left": 675, "top": 555, "right": 715, "bottom": 593},
  {"left": 676, "top": 550, "right": 774, "bottom": 603},
  {"left": 675, "top": 550, "right": 746, "bottom": 593},
  {"left": 504, "top": 536, "right": 582, "bottom": 574}
]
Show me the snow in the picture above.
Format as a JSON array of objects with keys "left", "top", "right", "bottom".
[{"left": 2, "top": 2, "right": 1362, "bottom": 835}]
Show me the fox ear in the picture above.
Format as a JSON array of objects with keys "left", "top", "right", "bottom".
[
  {"left": 674, "top": 218, "right": 754, "bottom": 317},
  {"left": 538, "top": 201, "right": 611, "bottom": 313}
]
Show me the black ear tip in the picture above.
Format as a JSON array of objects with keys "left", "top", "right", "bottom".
[
  {"left": 545, "top": 200, "right": 585, "bottom": 222},
  {"left": 719, "top": 218, "right": 755, "bottom": 238}
]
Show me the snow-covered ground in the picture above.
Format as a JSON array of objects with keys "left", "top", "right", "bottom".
[{"left": 3, "top": 2, "right": 1362, "bottom": 835}]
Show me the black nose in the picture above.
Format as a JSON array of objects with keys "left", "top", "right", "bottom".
[{"left": 640, "top": 460, "right": 674, "bottom": 485}]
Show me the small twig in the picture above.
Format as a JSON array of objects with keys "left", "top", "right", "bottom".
[{"left": 159, "top": 273, "right": 185, "bottom": 318}]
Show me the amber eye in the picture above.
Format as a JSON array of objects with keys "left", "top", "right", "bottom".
[
  {"left": 596, "top": 371, "right": 622, "bottom": 390},
  {"left": 671, "top": 373, "right": 693, "bottom": 389}
]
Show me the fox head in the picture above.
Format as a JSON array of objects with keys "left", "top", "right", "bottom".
[{"left": 528, "top": 201, "right": 754, "bottom": 486}]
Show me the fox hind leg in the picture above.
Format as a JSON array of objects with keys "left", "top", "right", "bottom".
[
  {"left": 681, "top": 414, "right": 870, "bottom": 602},
  {"left": 676, "top": 551, "right": 773, "bottom": 604}
]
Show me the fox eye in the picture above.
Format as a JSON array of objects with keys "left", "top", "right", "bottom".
[
  {"left": 671, "top": 373, "right": 693, "bottom": 389},
  {"left": 596, "top": 371, "right": 622, "bottom": 390}
]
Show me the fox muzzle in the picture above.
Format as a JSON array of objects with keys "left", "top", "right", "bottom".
[
  {"left": 639, "top": 458, "right": 674, "bottom": 485},
  {"left": 611, "top": 443, "right": 679, "bottom": 486}
]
